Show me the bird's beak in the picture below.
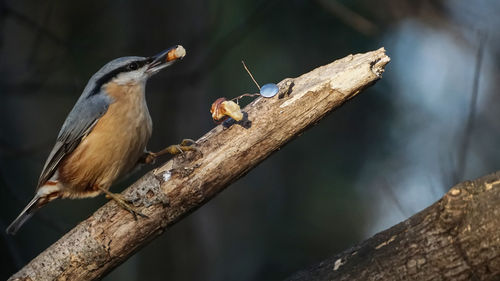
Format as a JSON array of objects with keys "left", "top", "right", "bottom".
[{"left": 146, "top": 45, "right": 186, "bottom": 75}]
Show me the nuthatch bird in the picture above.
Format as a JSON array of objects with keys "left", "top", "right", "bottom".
[{"left": 7, "top": 45, "right": 193, "bottom": 235}]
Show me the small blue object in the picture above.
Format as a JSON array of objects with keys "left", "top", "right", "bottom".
[{"left": 260, "top": 83, "right": 279, "bottom": 98}]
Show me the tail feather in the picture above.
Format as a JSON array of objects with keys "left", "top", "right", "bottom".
[{"left": 6, "top": 195, "right": 42, "bottom": 235}]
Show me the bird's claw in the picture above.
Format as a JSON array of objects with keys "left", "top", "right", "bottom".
[
  {"left": 143, "top": 151, "right": 157, "bottom": 164},
  {"left": 102, "top": 189, "right": 148, "bottom": 220},
  {"left": 180, "top": 139, "right": 196, "bottom": 146}
]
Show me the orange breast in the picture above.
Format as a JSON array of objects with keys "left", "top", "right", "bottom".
[{"left": 58, "top": 82, "right": 152, "bottom": 198}]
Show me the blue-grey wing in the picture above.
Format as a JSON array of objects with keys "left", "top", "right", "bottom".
[{"left": 37, "top": 93, "right": 111, "bottom": 188}]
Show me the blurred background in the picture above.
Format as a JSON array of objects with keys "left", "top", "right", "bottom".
[{"left": 1, "top": 0, "right": 499, "bottom": 280}]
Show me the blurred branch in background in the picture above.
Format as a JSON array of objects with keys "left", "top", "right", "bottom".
[
  {"left": 8, "top": 48, "right": 390, "bottom": 281},
  {"left": 287, "top": 170, "right": 500, "bottom": 281},
  {"left": 377, "top": 178, "right": 412, "bottom": 218},
  {"left": 314, "top": 0, "right": 378, "bottom": 36},
  {"left": 454, "top": 32, "right": 486, "bottom": 184},
  {"left": 2, "top": 4, "right": 68, "bottom": 48},
  {"left": 1, "top": 2, "right": 72, "bottom": 98},
  {"left": 26, "top": 0, "right": 55, "bottom": 64},
  {"left": 186, "top": 0, "right": 280, "bottom": 80}
]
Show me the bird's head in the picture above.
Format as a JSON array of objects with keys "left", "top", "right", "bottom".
[{"left": 84, "top": 45, "right": 186, "bottom": 97}]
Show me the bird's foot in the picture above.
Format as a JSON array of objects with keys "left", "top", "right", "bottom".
[
  {"left": 165, "top": 138, "right": 198, "bottom": 155},
  {"left": 100, "top": 188, "right": 148, "bottom": 220},
  {"left": 143, "top": 139, "right": 199, "bottom": 164}
]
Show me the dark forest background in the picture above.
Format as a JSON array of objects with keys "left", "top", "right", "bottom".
[{"left": 1, "top": 0, "right": 499, "bottom": 280}]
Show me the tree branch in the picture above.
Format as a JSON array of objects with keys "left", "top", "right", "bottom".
[
  {"left": 286, "top": 171, "right": 500, "bottom": 281},
  {"left": 9, "top": 48, "right": 390, "bottom": 281}
]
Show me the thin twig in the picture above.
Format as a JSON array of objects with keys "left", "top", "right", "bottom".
[
  {"left": 241, "top": 60, "right": 261, "bottom": 90},
  {"left": 230, "top": 93, "right": 260, "bottom": 105}
]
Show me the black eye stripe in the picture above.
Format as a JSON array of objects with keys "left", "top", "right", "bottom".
[{"left": 87, "top": 59, "right": 149, "bottom": 97}]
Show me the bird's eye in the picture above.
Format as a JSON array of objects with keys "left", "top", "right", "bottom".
[{"left": 128, "top": 62, "right": 139, "bottom": 71}]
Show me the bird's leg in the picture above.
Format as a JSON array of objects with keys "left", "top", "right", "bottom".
[
  {"left": 98, "top": 187, "right": 148, "bottom": 220},
  {"left": 141, "top": 139, "right": 198, "bottom": 164}
]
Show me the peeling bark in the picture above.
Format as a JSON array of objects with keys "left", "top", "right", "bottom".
[
  {"left": 9, "top": 48, "right": 390, "bottom": 281},
  {"left": 286, "top": 172, "right": 500, "bottom": 281}
]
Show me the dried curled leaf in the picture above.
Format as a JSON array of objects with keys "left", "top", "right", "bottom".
[
  {"left": 210, "top": 98, "right": 227, "bottom": 122},
  {"left": 210, "top": 98, "right": 243, "bottom": 122}
]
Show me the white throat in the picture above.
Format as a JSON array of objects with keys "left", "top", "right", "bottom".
[{"left": 113, "top": 66, "right": 148, "bottom": 85}]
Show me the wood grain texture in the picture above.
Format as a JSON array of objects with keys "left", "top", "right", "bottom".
[
  {"left": 9, "top": 48, "right": 390, "bottom": 281},
  {"left": 286, "top": 172, "right": 500, "bottom": 281}
]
